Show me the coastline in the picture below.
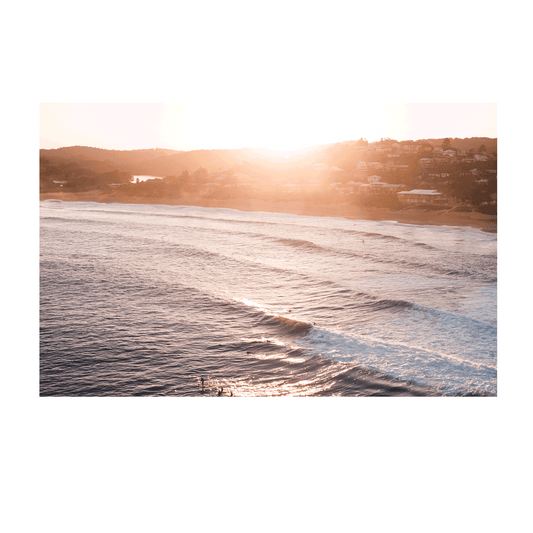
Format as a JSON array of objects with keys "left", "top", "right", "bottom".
[{"left": 39, "top": 191, "right": 497, "bottom": 233}]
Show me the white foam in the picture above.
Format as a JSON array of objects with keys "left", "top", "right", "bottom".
[{"left": 299, "top": 326, "right": 496, "bottom": 396}]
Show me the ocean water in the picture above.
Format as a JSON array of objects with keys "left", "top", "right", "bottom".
[{"left": 39, "top": 200, "right": 497, "bottom": 396}]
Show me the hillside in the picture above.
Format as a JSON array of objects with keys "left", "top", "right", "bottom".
[
  {"left": 417, "top": 137, "right": 497, "bottom": 153},
  {"left": 40, "top": 136, "right": 496, "bottom": 178},
  {"left": 41, "top": 146, "right": 251, "bottom": 176}
]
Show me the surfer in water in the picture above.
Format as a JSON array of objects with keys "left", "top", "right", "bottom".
[{"left": 217, "top": 387, "right": 224, "bottom": 396}]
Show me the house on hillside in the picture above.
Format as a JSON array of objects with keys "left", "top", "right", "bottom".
[
  {"left": 397, "top": 189, "right": 444, "bottom": 204},
  {"left": 400, "top": 143, "right": 420, "bottom": 153},
  {"left": 355, "top": 161, "right": 368, "bottom": 179},
  {"left": 377, "top": 183, "right": 404, "bottom": 192},
  {"left": 419, "top": 158, "right": 435, "bottom": 169},
  {"left": 360, "top": 175, "right": 405, "bottom": 193}
]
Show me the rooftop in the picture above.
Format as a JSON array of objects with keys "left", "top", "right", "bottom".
[{"left": 398, "top": 189, "right": 442, "bottom": 196}]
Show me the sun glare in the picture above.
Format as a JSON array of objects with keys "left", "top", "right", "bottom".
[{"left": 40, "top": 103, "right": 497, "bottom": 153}]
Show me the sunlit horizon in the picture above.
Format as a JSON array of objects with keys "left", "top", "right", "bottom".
[{"left": 40, "top": 103, "right": 497, "bottom": 153}]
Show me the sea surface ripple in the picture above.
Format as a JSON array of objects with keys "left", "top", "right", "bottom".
[{"left": 40, "top": 200, "right": 497, "bottom": 396}]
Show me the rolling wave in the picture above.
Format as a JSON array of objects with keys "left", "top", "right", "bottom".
[{"left": 40, "top": 200, "right": 497, "bottom": 396}]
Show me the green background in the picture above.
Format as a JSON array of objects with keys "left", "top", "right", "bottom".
[{"left": 0, "top": 2, "right": 520, "bottom": 532}]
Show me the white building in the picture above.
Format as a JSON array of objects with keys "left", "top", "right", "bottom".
[
  {"left": 397, "top": 189, "right": 444, "bottom": 204},
  {"left": 401, "top": 144, "right": 420, "bottom": 152},
  {"left": 419, "top": 158, "right": 435, "bottom": 169},
  {"left": 359, "top": 176, "right": 405, "bottom": 193}
]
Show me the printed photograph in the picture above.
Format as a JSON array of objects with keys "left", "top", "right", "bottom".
[{"left": 40, "top": 103, "right": 497, "bottom": 396}]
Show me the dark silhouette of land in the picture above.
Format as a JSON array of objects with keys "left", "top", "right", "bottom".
[{"left": 40, "top": 137, "right": 497, "bottom": 232}]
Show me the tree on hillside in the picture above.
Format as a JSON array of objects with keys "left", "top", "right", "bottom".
[
  {"left": 478, "top": 143, "right": 487, "bottom": 153},
  {"left": 469, "top": 186, "right": 485, "bottom": 207},
  {"left": 442, "top": 138, "right": 452, "bottom": 150},
  {"left": 193, "top": 167, "right": 208, "bottom": 181}
]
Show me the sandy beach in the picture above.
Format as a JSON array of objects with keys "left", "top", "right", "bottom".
[{"left": 40, "top": 191, "right": 497, "bottom": 233}]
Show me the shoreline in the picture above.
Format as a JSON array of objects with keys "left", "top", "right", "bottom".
[{"left": 40, "top": 191, "right": 497, "bottom": 233}]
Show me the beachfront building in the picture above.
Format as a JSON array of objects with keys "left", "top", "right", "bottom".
[{"left": 397, "top": 189, "right": 444, "bottom": 204}]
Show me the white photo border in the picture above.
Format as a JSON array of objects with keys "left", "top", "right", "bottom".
[{"left": 17, "top": 84, "right": 516, "bottom": 416}]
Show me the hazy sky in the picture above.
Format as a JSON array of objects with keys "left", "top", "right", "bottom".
[{"left": 40, "top": 102, "right": 497, "bottom": 153}]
